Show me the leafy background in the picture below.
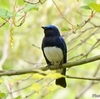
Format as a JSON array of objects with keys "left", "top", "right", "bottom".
[{"left": 0, "top": 0, "right": 100, "bottom": 99}]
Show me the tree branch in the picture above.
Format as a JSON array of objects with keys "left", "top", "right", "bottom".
[
  {"left": 75, "top": 63, "right": 100, "bottom": 99},
  {"left": 66, "top": 75, "right": 100, "bottom": 81},
  {"left": 0, "top": 31, "right": 9, "bottom": 70},
  {"left": 0, "top": 55, "right": 100, "bottom": 77}
]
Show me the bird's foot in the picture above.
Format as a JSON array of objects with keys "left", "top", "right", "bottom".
[
  {"left": 59, "top": 61, "right": 63, "bottom": 69},
  {"left": 46, "top": 64, "right": 51, "bottom": 69}
]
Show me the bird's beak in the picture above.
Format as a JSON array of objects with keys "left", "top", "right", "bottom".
[{"left": 41, "top": 26, "right": 45, "bottom": 29}]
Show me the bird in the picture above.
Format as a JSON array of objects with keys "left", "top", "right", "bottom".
[{"left": 41, "top": 25, "right": 67, "bottom": 88}]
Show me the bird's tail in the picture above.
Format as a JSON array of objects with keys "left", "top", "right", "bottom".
[{"left": 55, "top": 68, "right": 66, "bottom": 88}]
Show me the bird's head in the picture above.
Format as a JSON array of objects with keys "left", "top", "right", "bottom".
[{"left": 42, "top": 25, "right": 60, "bottom": 37}]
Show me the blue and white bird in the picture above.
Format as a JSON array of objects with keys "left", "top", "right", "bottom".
[{"left": 41, "top": 25, "right": 67, "bottom": 88}]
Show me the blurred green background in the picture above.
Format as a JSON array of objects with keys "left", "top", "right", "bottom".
[{"left": 0, "top": 0, "right": 100, "bottom": 99}]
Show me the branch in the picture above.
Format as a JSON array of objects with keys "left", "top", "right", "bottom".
[
  {"left": 63, "top": 54, "right": 100, "bottom": 68},
  {"left": 76, "top": 63, "right": 100, "bottom": 99},
  {"left": 0, "top": 31, "right": 9, "bottom": 70},
  {"left": 0, "top": 55, "right": 100, "bottom": 77},
  {"left": 52, "top": 0, "right": 74, "bottom": 27},
  {"left": 23, "top": 0, "right": 46, "bottom": 4},
  {"left": 66, "top": 75, "right": 100, "bottom": 81}
]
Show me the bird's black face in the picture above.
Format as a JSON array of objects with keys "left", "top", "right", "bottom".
[{"left": 42, "top": 25, "right": 60, "bottom": 37}]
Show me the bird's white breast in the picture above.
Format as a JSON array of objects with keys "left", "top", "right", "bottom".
[{"left": 44, "top": 47, "right": 63, "bottom": 65}]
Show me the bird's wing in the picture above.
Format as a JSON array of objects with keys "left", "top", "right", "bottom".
[{"left": 58, "top": 36, "right": 67, "bottom": 63}]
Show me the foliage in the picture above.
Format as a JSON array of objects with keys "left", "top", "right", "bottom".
[{"left": 0, "top": 0, "right": 100, "bottom": 99}]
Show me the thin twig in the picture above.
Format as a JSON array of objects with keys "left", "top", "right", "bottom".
[
  {"left": 52, "top": 0, "right": 74, "bottom": 27},
  {"left": 75, "top": 63, "right": 100, "bottom": 99},
  {"left": 79, "top": 39, "right": 100, "bottom": 59},
  {"left": 68, "top": 28, "right": 100, "bottom": 54},
  {"left": 32, "top": 44, "right": 40, "bottom": 49},
  {"left": 23, "top": 0, "right": 46, "bottom": 4},
  {"left": 0, "top": 18, "right": 10, "bottom": 28}
]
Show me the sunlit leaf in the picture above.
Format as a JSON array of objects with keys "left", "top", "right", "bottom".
[
  {"left": 46, "top": 84, "right": 56, "bottom": 91},
  {"left": 0, "top": 7, "right": 12, "bottom": 18},
  {"left": 0, "top": 92, "right": 7, "bottom": 98},
  {"left": 61, "top": 26, "right": 70, "bottom": 31},
  {"left": 32, "top": 73, "right": 45, "bottom": 79},
  {"left": 23, "top": 4, "right": 39, "bottom": 13},
  {"left": 89, "top": 3, "right": 100, "bottom": 12},
  {"left": 12, "top": 74, "right": 30, "bottom": 82},
  {"left": 46, "top": 72, "right": 64, "bottom": 79},
  {"left": 14, "top": 96, "right": 22, "bottom": 99},
  {"left": 0, "top": 78, "right": 3, "bottom": 83},
  {"left": 30, "top": 83, "right": 41, "bottom": 91}
]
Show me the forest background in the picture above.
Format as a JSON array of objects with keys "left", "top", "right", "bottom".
[{"left": 0, "top": 0, "right": 100, "bottom": 99}]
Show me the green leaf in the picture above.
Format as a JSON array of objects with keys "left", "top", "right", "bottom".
[
  {"left": 14, "top": 96, "right": 22, "bottom": 99},
  {"left": 46, "top": 84, "right": 56, "bottom": 91},
  {"left": 0, "top": 92, "right": 7, "bottom": 98},
  {"left": 0, "top": 78, "right": 3, "bottom": 83},
  {"left": 0, "top": 7, "right": 12, "bottom": 18},
  {"left": 23, "top": 4, "right": 39, "bottom": 13},
  {"left": 61, "top": 26, "right": 70, "bottom": 31},
  {"left": 32, "top": 73, "right": 45, "bottom": 79},
  {"left": 12, "top": 74, "right": 30, "bottom": 82},
  {"left": 80, "top": 5, "right": 91, "bottom": 10},
  {"left": 30, "top": 83, "right": 41, "bottom": 91},
  {"left": 89, "top": 3, "right": 100, "bottom": 12},
  {"left": 46, "top": 72, "right": 64, "bottom": 79},
  {"left": 84, "top": 0, "right": 96, "bottom": 4}
]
